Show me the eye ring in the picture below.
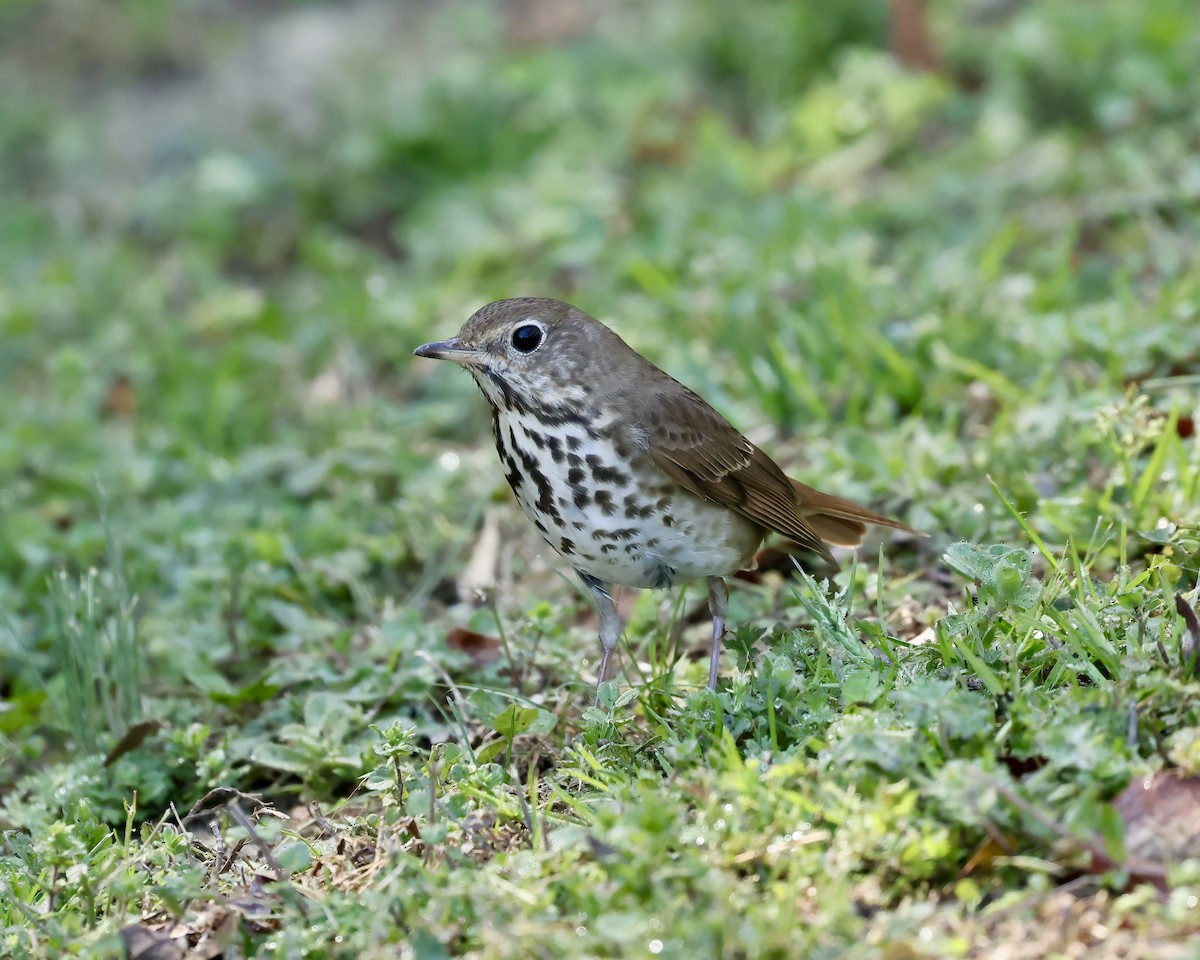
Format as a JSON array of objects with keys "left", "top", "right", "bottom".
[{"left": 510, "top": 323, "right": 544, "bottom": 353}]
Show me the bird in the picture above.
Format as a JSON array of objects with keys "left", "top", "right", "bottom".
[{"left": 414, "top": 298, "right": 919, "bottom": 696}]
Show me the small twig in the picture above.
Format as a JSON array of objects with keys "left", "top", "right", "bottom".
[
  {"left": 227, "top": 801, "right": 287, "bottom": 884},
  {"left": 216, "top": 837, "right": 250, "bottom": 878},
  {"left": 184, "top": 787, "right": 269, "bottom": 824},
  {"left": 305, "top": 802, "right": 337, "bottom": 838}
]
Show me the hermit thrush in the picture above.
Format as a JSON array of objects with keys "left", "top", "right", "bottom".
[{"left": 415, "top": 298, "right": 918, "bottom": 694}]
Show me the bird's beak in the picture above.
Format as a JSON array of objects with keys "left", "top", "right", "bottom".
[{"left": 413, "top": 337, "right": 483, "bottom": 365}]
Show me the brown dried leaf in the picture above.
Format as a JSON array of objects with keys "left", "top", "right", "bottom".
[
  {"left": 120, "top": 925, "right": 184, "bottom": 960},
  {"left": 959, "top": 833, "right": 1016, "bottom": 876},
  {"left": 105, "top": 719, "right": 162, "bottom": 767},
  {"left": 505, "top": 0, "right": 597, "bottom": 46},
  {"left": 191, "top": 911, "right": 241, "bottom": 960},
  {"left": 459, "top": 507, "right": 502, "bottom": 604},
  {"left": 103, "top": 374, "right": 139, "bottom": 418},
  {"left": 1113, "top": 771, "right": 1200, "bottom": 867},
  {"left": 446, "top": 626, "right": 503, "bottom": 666},
  {"left": 889, "top": 0, "right": 941, "bottom": 72}
]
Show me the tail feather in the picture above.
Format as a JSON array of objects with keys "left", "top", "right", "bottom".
[{"left": 791, "top": 480, "right": 923, "bottom": 548}]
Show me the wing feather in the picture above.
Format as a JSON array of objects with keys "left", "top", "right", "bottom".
[
  {"left": 643, "top": 391, "right": 836, "bottom": 562},
  {"left": 640, "top": 387, "right": 921, "bottom": 563}
]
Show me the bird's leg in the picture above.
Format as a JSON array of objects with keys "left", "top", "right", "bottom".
[
  {"left": 706, "top": 576, "right": 728, "bottom": 691},
  {"left": 578, "top": 572, "right": 622, "bottom": 703}
]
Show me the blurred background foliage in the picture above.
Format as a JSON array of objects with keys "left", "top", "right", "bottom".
[{"left": 0, "top": 0, "right": 1199, "bottom": 951}]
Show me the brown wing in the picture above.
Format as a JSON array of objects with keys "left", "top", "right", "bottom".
[
  {"left": 643, "top": 390, "right": 837, "bottom": 563},
  {"left": 790, "top": 479, "right": 921, "bottom": 546},
  {"left": 643, "top": 389, "right": 923, "bottom": 564}
]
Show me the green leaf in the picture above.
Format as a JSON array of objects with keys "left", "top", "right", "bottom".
[
  {"left": 840, "top": 669, "right": 882, "bottom": 706},
  {"left": 251, "top": 742, "right": 315, "bottom": 775},
  {"left": 944, "top": 541, "right": 1000, "bottom": 581},
  {"left": 613, "top": 688, "right": 640, "bottom": 709},
  {"left": 595, "top": 681, "right": 620, "bottom": 711},
  {"left": 474, "top": 737, "right": 508, "bottom": 765},
  {"left": 465, "top": 689, "right": 508, "bottom": 727},
  {"left": 492, "top": 704, "right": 539, "bottom": 738},
  {"left": 210, "top": 675, "right": 281, "bottom": 706},
  {"left": 273, "top": 840, "right": 312, "bottom": 875}
]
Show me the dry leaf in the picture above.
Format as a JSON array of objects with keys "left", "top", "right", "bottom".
[
  {"left": 459, "top": 507, "right": 502, "bottom": 604},
  {"left": 446, "top": 626, "right": 503, "bottom": 666},
  {"left": 105, "top": 719, "right": 163, "bottom": 767},
  {"left": 119, "top": 925, "right": 183, "bottom": 960},
  {"left": 1113, "top": 771, "right": 1200, "bottom": 867},
  {"left": 103, "top": 374, "right": 139, "bottom": 418},
  {"left": 889, "top": 0, "right": 941, "bottom": 73},
  {"left": 505, "top": 0, "right": 596, "bottom": 46}
]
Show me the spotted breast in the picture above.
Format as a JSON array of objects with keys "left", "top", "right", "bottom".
[{"left": 491, "top": 404, "right": 763, "bottom": 590}]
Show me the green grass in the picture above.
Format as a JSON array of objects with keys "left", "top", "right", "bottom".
[{"left": 2, "top": 0, "right": 1200, "bottom": 956}]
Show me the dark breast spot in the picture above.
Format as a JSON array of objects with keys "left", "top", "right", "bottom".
[
  {"left": 528, "top": 399, "right": 591, "bottom": 428},
  {"left": 502, "top": 452, "right": 522, "bottom": 495},
  {"left": 592, "top": 527, "right": 638, "bottom": 542},
  {"left": 623, "top": 493, "right": 654, "bottom": 520},
  {"left": 490, "top": 409, "right": 503, "bottom": 448},
  {"left": 560, "top": 537, "right": 575, "bottom": 556},
  {"left": 512, "top": 438, "right": 557, "bottom": 522},
  {"left": 594, "top": 490, "right": 617, "bottom": 516},
  {"left": 586, "top": 454, "right": 627, "bottom": 486},
  {"left": 567, "top": 467, "right": 585, "bottom": 485}
]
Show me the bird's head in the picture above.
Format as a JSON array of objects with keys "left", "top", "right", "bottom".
[{"left": 414, "top": 297, "right": 632, "bottom": 410}]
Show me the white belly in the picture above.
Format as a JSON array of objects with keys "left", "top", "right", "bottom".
[{"left": 494, "top": 408, "right": 761, "bottom": 588}]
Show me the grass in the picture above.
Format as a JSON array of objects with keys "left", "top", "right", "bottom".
[{"left": 2, "top": 0, "right": 1200, "bottom": 956}]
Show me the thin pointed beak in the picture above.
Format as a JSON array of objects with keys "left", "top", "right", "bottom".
[{"left": 413, "top": 337, "right": 482, "bottom": 364}]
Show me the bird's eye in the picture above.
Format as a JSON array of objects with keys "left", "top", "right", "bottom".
[{"left": 510, "top": 323, "right": 544, "bottom": 353}]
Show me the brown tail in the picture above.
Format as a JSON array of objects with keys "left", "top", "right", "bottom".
[{"left": 791, "top": 480, "right": 923, "bottom": 548}]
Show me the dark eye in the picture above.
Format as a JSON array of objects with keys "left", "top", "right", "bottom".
[{"left": 511, "top": 324, "right": 544, "bottom": 353}]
